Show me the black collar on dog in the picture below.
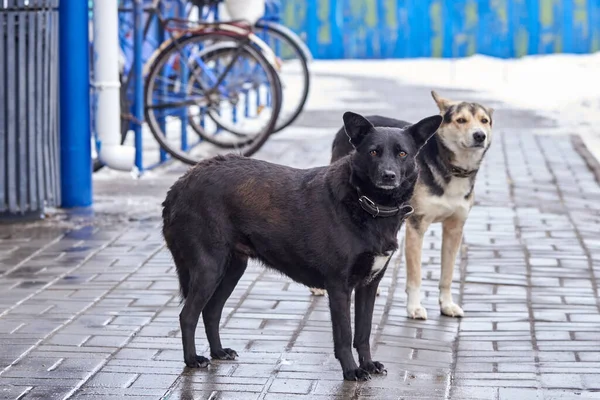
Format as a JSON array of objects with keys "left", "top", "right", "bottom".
[
  {"left": 449, "top": 165, "right": 478, "bottom": 178},
  {"left": 438, "top": 142, "right": 479, "bottom": 179},
  {"left": 358, "top": 195, "right": 414, "bottom": 219}
]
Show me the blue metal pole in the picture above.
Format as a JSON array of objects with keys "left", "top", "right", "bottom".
[
  {"left": 133, "top": 0, "right": 144, "bottom": 171},
  {"left": 158, "top": 1, "right": 168, "bottom": 163},
  {"left": 59, "top": 0, "right": 92, "bottom": 208},
  {"left": 178, "top": 1, "right": 188, "bottom": 151}
]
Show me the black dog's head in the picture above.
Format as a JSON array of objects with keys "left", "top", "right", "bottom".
[{"left": 343, "top": 112, "right": 442, "bottom": 190}]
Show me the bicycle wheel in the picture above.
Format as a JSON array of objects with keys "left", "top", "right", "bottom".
[
  {"left": 144, "top": 32, "right": 282, "bottom": 165},
  {"left": 253, "top": 20, "right": 310, "bottom": 133},
  {"left": 189, "top": 41, "right": 283, "bottom": 147},
  {"left": 185, "top": 42, "right": 278, "bottom": 148}
]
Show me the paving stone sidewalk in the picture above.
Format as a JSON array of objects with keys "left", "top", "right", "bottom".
[{"left": 1, "top": 74, "right": 600, "bottom": 400}]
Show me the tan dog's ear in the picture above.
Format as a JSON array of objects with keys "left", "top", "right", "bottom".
[
  {"left": 487, "top": 107, "right": 494, "bottom": 126},
  {"left": 431, "top": 91, "right": 452, "bottom": 113}
]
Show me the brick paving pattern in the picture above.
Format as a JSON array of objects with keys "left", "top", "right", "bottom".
[{"left": 1, "top": 74, "right": 600, "bottom": 399}]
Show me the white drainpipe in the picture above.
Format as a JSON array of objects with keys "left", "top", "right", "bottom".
[{"left": 92, "top": 0, "right": 135, "bottom": 171}]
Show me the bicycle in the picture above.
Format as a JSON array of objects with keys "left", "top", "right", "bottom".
[
  {"left": 141, "top": 1, "right": 283, "bottom": 165},
  {"left": 92, "top": 0, "right": 283, "bottom": 168},
  {"left": 92, "top": 0, "right": 310, "bottom": 170}
]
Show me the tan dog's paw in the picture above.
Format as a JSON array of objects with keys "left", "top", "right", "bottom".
[
  {"left": 407, "top": 304, "right": 428, "bottom": 320},
  {"left": 440, "top": 302, "right": 464, "bottom": 318}
]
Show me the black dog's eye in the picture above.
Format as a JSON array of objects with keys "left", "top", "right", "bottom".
[
  {"left": 481, "top": 118, "right": 489, "bottom": 124},
  {"left": 456, "top": 118, "right": 467, "bottom": 124},
  {"left": 369, "top": 150, "right": 378, "bottom": 156},
  {"left": 399, "top": 151, "right": 407, "bottom": 158}
]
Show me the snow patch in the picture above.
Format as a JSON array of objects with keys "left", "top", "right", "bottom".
[{"left": 310, "top": 53, "right": 600, "bottom": 160}]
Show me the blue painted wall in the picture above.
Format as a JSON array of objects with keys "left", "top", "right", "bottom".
[{"left": 280, "top": 0, "right": 600, "bottom": 59}]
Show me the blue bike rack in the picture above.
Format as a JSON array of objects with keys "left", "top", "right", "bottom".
[
  {"left": 133, "top": 0, "right": 144, "bottom": 171},
  {"left": 121, "top": 0, "right": 188, "bottom": 172}
]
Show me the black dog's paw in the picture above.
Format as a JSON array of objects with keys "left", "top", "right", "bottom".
[
  {"left": 211, "top": 348, "right": 238, "bottom": 360},
  {"left": 343, "top": 368, "right": 371, "bottom": 381},
  {"left": 361, "top": 361, "right": 386, "bottom": 375},
  {"left": 185, "top": 355, "right": 210, "bottom": 368}
]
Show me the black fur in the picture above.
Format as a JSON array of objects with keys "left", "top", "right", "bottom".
[
  {"left": 162, "top": 112, "right": 442, "bottom": 381},
  {"left": 331, "top": 115, "right": 479, "bottom": 199},
  {"left": 331, "top": 115, "right": 412, "bottom": 163}
]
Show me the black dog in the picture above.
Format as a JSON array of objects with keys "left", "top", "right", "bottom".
[
  {"left": 331, "top": 115, "right": 412, "bottom": 163},
  {"left": 161, "top": 112, "right": 442, "bottom": 381}
]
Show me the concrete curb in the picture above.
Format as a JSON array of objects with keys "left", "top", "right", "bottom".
[{"left": 571, "top": 134, "right": 600, "bottom": 184}]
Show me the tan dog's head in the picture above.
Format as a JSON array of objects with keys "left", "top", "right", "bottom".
[{"left": 431, "top": 91, "right": 494, "bottom": 153}]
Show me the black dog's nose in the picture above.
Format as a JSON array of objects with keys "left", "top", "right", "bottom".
[
  {"left": 382, "top": 170, "right": 396, "bottom": 181},
  {"left": 473, "top": 131, "right": 486, "bottom": 143}
]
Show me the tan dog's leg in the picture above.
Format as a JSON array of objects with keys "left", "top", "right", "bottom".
[
  {"left": 439, "top": 216, "right": 465, "bottom": 317},
  {"left": 405, "top": 219, "right": 429, "bottom": 319}
]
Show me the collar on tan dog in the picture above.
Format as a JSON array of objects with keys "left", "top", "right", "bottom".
[
  {"left": 449, "top": 165, "right": 478, "bottom": 178},
  {"left": 438, "top": 142, "right": 480, "bottom": 179},
  {"left": 358, "top": 194, "right": 414, "bottom": 219}
]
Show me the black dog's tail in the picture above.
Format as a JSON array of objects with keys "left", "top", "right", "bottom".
[
  {"left": 173, "top": 241, "right": 190, "bottom": 301},
  {"left": 176, "top": 261, "right": 190, "bottom": 301},
  {"left": 162, "top": 189, "right": 190, "bottom": 301}
]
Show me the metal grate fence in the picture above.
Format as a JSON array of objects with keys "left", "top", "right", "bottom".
[{"left": 0, "top": 0, "right": 60, "bottom": 219}]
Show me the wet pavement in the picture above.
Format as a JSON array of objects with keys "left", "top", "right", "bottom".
[{"left": 1, "top": 71, "right": 600, "bottom": 400}]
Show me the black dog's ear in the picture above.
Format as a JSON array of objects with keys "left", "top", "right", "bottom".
[
  {"left": 409, "top": 115, "right": 443, "bottom": 149},
  {"left": 343, "top": 111, "right": 375, "bottom": 148}
]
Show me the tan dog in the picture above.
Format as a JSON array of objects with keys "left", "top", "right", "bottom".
[
  {"left": 312, "top": 92, "right": 494, "bottom": 321},
  {"left": 405, "top": 92, "right": 493, "bottom": 319}
]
